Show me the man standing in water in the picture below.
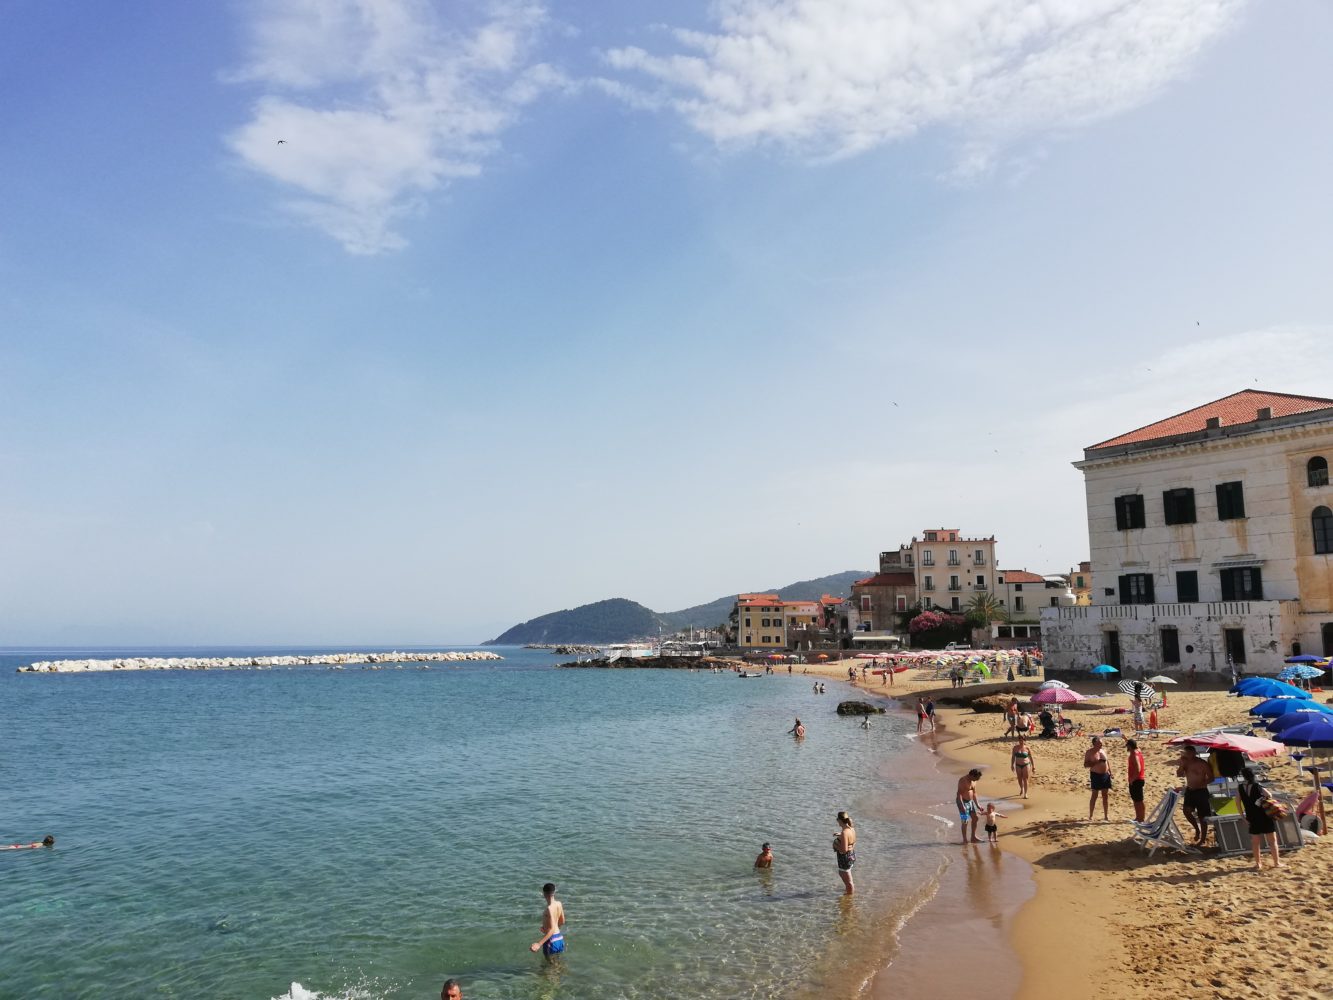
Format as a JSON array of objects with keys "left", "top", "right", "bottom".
[
  {"left": 788, "top": 717, "right": 805, "bottom": 739},
  {"left": 956, "top": 769, "right": 983, "bottom": 843},
  {"left": 440, "top": 979, "right": 462, "bottom": 1000},
  {"left": 530, "top": 882, "right": 566, "bottom": 957}
]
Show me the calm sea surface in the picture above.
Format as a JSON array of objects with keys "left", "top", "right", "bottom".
[{"left": 0, "top": 647, "right": 959, "bottom": 1000}]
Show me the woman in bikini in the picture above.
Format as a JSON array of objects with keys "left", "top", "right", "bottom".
[
  {"left": 1010, "top": 736, "right": 1035, "bottom": 798},
  {"left": 833, "top": 811, "right": 856, "bottom": 895}
]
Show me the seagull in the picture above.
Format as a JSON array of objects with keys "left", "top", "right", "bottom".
[{"left": 277, "top": 139, "right": 286, "bottom": 145}]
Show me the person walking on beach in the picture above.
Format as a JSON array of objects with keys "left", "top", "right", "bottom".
[
  {"left": 924, "top": 697, "right": 936, "bottom": 732},
  {"left": 833, "top": 811, "right": 856, "bottom": 894},
  {"left": 1126, "top": 739, "right": 1147, "bottom": 823},
  {"left": 1236, "top": 766, "right": 1283, "bottom": 872},
  {"left": 916, "top": 698, "right": 927, "bottom": 734},
  {"left": 1004, "top": 698, "right": 1020, "bottom": 737},
  {"left": 982, "top": 802, "right": 1007, "bottom": 844},
  {"left": 1010, "top": 737, "right": 1035, "bottom": 798},
  {"left": 1187, "top": 663, "right": 1197, "bottom": 689},
  {"left": 956, "top": 769, "right": 983, "bottom": 843},
  {"left": 1176, "top": 745, "right": 1214, "bottom": 846},
  {"left": 441, "top": 979, "right": 462, "bottom": 1000},
  {"left": 529, "top": 883, "right": 566, "bottom": 957},
  {"left": 1085, "top": 737, "right": 1112, "bottom": 821},
  {"left": 789, "top": 718, "right": 805, "bottom": 739}
]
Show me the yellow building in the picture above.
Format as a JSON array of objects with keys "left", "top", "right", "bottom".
[{"left": 734, "top": 593, "right": 787, "bottom": 648}]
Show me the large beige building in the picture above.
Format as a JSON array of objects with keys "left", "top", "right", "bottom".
[
  {"left": 910, "top": 528, "right": 998, "bottom": 613},
  {"left": 1041, "top": 390, "right": 1333, "bottom": 677}
]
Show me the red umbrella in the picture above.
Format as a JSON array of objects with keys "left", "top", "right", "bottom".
[
  {"left": 1031, "top": 687, "right": 1088, "bottom": 704},
  {"left": 1166, "top": 731, "right": 1284, "bottom": 758}
]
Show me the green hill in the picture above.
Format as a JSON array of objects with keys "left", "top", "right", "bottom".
[
  {"left": 486, "top": 598, "right": 667, "bottom": 646},
  {"left": 484, "top": 570, "right": 869, "bottom": 645}
]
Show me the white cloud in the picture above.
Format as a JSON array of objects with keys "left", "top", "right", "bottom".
[
  {"left": 226, "top": 0, "right": 560, "bottom": 253},
  {"left": 605, "top": 0, "right": 1247, "bottom": 165}
]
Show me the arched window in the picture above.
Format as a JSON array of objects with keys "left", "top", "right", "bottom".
[
  {"left": 1315, "top": 506, "right": 1333, "bottom": 555},
  {"left": 1309, "top": 457, "right": 1329, "bottom": 487}
]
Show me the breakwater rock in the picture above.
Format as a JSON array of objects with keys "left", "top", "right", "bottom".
[
  {"left": 17, "top": 650, "right": 504, "bottom": 674},
  {"left": 836, "top": 701, "right": 887, "bottom": 716},
  {"left": 557, "top": 656, "right": 708, "bottom": 670}
]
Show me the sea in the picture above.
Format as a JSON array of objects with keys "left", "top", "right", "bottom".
[{"left": 0, "top": 646, "right": 1024, "bottom": 1000}]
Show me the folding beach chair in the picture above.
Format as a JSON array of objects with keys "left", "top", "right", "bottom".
[
  {"left": 1131, "top": 789, "right": 1199, "bottom": 856},
  {"left": 1132, "top": 788, "right": 1177, "bottom": 833}
]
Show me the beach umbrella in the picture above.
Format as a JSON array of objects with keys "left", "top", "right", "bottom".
[
  {"left": 1273, "top": 718, "right": 1333, "bottom": 749},
  {"left": 1032, "top": 687, "right": 1087, "bottom": 704},
  {"left": 1279, "top": 664, "right": 1324, "bottom": 681},
  {"left": 816, "top": 653, "right": 829, "bottom": 660},
  {"left": 1038, "top": 679, "right": 1070, "bottom": 690},
  {"left": 1091, "top": 664, "right": 1119, "bottom": 675},
  {"left": 1167, "top": 731, "right": 1285, "bottom": 758},
  {"left": 1285, "top": 655, "right": 1323, "bottom": 664},
  {"left": 1230, "top": 677, "right": 1313, "bottom": 699},
  {"left": 1117, "top": 679, "right": 1157, "bottom": 700},
  {"left": 1146, "top": 675, "right": 1178, "bottom": 684},
  {"left": 973, "top": 662, "right": 991, "bottom": 676},
  {"left": 1249, "top": 697, "right": 1333, "bottom": 718},
  {"left": 1266, "top": 711, "right": 1333, "bottom": 734}
]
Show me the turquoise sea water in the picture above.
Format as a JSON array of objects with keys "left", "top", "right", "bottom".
[{"left": 0, "top": 647, "right": 956, "bottom": 1000}]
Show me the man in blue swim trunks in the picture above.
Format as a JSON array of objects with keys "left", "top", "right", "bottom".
[
  {"left": 956, "top": 769, "right": 983, "bottom": 843},
  {"left": 530, "top": 882, "right": 566, "bottom": 958}
]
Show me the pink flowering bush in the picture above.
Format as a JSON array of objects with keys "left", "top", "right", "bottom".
[{"left": 908, "top": 611, "right": 965, "bottom": 634}]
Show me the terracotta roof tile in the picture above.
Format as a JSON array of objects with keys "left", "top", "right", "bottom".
[
  {"left": 853, "top": 572, "right": 916, "bottom": 587},
  {"left": 999, "top": 570, "right": 1045, "bottom": 584},
  {"left": 1088, "top": 390, "right": 1333, "bottom": 451}
]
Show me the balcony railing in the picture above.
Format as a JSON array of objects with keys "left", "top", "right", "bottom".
[
  {"left": 948, "top": 584, "right": 962, "bottom": 592},
  {"left": 947, "top": 559, "right": 960, "bottom": 566},
  {"left": 923, "top": 583, "right": 935, "bottom": 591},
  {"left": 972, "top": 583, "right": 988, "bottom": 590},
  {"left": 973, "top": 557, "right": 987, "bottom": 565}
]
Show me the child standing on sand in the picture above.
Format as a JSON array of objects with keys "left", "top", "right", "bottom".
[{"left": 982, "top": 803, "right": 1007, "bottom": 844}]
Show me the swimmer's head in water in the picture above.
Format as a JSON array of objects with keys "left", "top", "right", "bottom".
[
  {"left": 761, "top": 843, "right": 771, "bottom": 851},
  {"left": 42, "top": 836, "right": 54, "bottom": 847},
  {"left": 542, "top": 882, "right": 556, "bottom": 897}
]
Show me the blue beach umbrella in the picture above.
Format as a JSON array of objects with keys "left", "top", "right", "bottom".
[
  {"left": 1285, "top": 655, "right": 1323, "bottom": 664},
  {"left": 1273, "top": 717, "right": 1333, "bottom": 748},
  {"left": 1249, "top": 697, "right": 1333, "bottom": 719},
  {"left": 1266, "top": 709, "right": 1333, "bottom": 733},
  {"left": 1278, "top": 664, "right": 1324, "bottom": 682},
  {"left": 1230, "top": 678, "right": 1314, "bottom": 700},
  {"left": 1091, "top": 664, "right": 1119, "bottom": 675}
]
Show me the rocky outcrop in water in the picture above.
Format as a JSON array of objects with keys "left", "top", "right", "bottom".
[
  {"left": 836, "top": 701, "right": 886, "bottom": 716},
  {"left": 17, "top": 650, "right": 504, "bottom": 674},
  {"left": 557, "top": 656, "right": 714, "bottom": 670}
]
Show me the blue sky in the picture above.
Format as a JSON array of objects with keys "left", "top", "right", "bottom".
[{"left": 2, "top": 0, "right": 1331, "bottom": 644}]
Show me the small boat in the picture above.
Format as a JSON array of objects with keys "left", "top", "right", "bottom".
[{"left": 738, "top": 670, "right": 763, "bottom": 678}]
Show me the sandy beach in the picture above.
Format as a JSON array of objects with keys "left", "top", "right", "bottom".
[{"left": 773, "top": 656, "right": 1330, "bottom": 1000}]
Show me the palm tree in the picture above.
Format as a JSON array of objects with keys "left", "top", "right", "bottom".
[{"left": 965, "top": 591, "right": 1005, "bottom": 625}]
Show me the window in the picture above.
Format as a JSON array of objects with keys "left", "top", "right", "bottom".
[
  {"left": 976, "top": 575, "right": 985, "bottom": 587},
  {"left": 1219, "top": 567, "right": 1263, "bottom": 600},
  {"left": 997, "top": 575, "right": 1005, "bottom": 585},
  {"left": 924, "top": 575, "right": 934, "bottom": 591},
  {"left": 1216, "top": 481, "right": 1246, "bottom": 520},
  {"left": 1310, "top": 457, "right": 1329, "bottom": 488},
  {"left": 1050, "top": 596, "right": 1059, "bottom": 607},
  {"left": 1114, "top": 494, "right": 1146, "bottom": 530},
  {"left": 925, "top": 531, "right": 937, "bottom": 541},
  {"left": 1075, "top": 576, "right": 1085, "bottom": 588},
  {"left": 1176, "top": 571, "right": 1199, "bottom": 603},
  {"left": 1160, "top": 627, "right": 1180, "bottom": 664},
  {"left": 1315, "top": 506, "right": 1333, "bottom": 555},
  {"left": 1118, "top": 573, "right": 1155, "bottom": 605},
  {"left": 949, "top": 575, "right": 960, "bottom": 591},
  {"left": 1015, "top": 596, "right": 1025, "bottom": 612},
  {"left": 1163, "top": 488, "right": 1197, "bottom": 525},
  {"left": 760, "top": 618, "right": 770, "bottom": 627},
  {"left": 744, "top": 634, "right": 752, "bottom": 644},
  {"left": 744, "top": 617, "right": 751, "bottom": 627},
  {"left": 922, "top": 551, "right": 934, "bottom": 566},
  {"left": 1323, "top": 623, "right": 1333, "bottom": 658},
  {"left": 1104, "top": 588, "right": 1115, "bottom": 596},
  {"left": 974, "top": 549, "right": 985, "bottom": 564},
  {"left": 859, "top": 597, "right": 872, "bottom": 613},
  {"left": 922, "top": 597, "right": 932, "bottom": 609},
  {"left": 1224, "top": 628, "right": 1247, "bottom": 665},
  {"left": 896, "top": 595, "right": 907, "bottom": 612},
  {"left": 1014, "top": 583, "right": 1023, "bottom": 592},
  {"left": 951, "top": 597, "right": 960, "bottom": 611},
  {"left": 948, "top": 549, "right": 959, "bottom": 565}
]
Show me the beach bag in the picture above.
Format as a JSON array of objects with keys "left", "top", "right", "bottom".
[{"left": 1261, "top": 793, "right": 1288, "bottom": 819}]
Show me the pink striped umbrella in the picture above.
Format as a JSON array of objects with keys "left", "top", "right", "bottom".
[{"left": 1031, "top": 687, "right": 1088, "bottom": 704}]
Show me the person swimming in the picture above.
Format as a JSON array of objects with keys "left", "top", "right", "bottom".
[{"left": 3, "top": 835, "right": 54, "bottom": 851}]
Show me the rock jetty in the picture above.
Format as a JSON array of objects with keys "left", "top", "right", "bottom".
[{"left": 17, "top": 650, "right": 504, "bottom": 674}]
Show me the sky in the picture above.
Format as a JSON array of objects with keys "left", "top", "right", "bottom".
[{"left": 2, "top": 0, "right": 1332, "bottom": 645}]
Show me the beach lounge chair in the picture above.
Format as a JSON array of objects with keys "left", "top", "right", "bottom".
[
  {"left": 1133, "top": 788, "right": 1177, "bottom": 832},
  {"left": 1131, "top": 789, "right": 1200, "bottom": 856}
]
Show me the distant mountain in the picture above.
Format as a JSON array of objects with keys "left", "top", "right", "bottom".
[
  {"left": 656, "top": 570, "right": 870, "bottom": 633},
  {"left": 486, "top": 598, "right": 667, "bottom": 646},
  {"left": 484, "top": 571, "right": 870, "bottom": 645}
]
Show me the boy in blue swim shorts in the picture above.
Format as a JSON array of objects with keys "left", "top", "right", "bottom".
[
  {"left": 956, "top": 768, "right": 983, "bottom": 843},
  {"left": 530, "top": 882, "right": 566, "bottom": 958}
]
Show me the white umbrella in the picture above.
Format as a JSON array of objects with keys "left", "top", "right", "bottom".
[
  {"left": 1118, "top": 679, "right": 1157, "bottom": 700},
  {"left": 1146, "top": 675, "right": 1178, "bottom": 685},
  {"left": 1038, "top": 679, "right": 1070, "bottom": 690}
]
